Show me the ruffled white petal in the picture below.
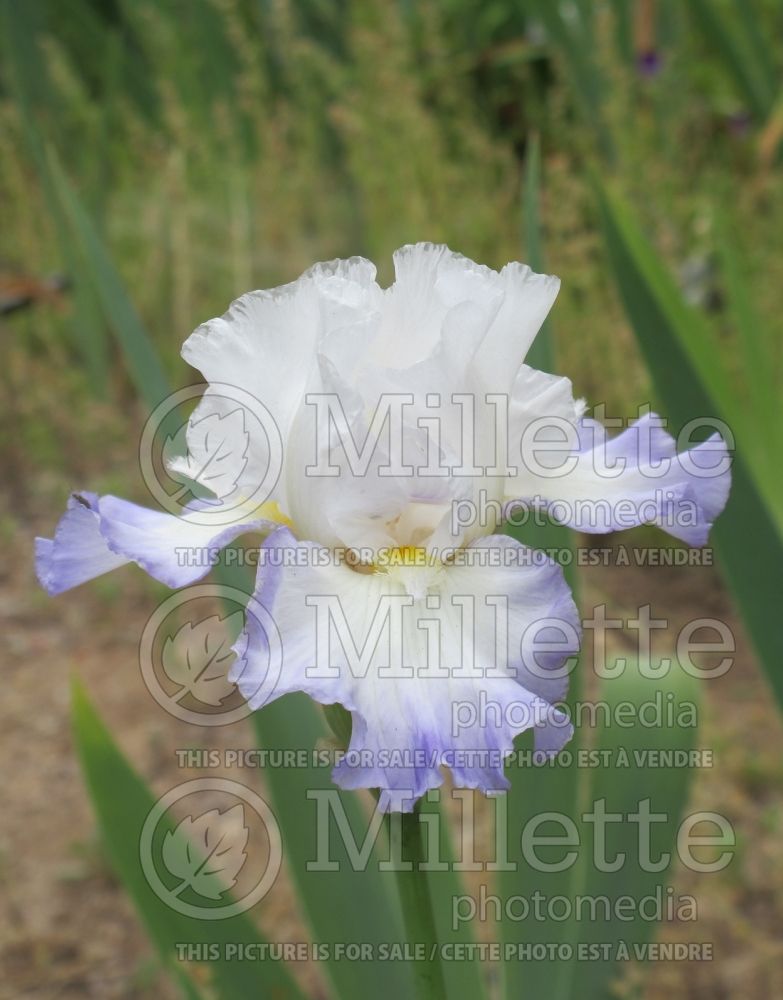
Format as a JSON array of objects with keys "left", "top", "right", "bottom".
[
  {"left": 234, "top": 528, "right": 578, "bottom": 810},
  {"left": 175, "top": 246, "right": 561, "bottom": 551},
  {"left": 180, "top": 257, "right": 382, "bottom": 511}
]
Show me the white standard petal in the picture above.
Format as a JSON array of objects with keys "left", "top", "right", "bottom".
[
  {"left": 368, "top": 244, "right": 560, "bottom": 387},
  {"left": 180, "top": 257, "right": 382, "bottom": 511},
  {"left": 469, "top": 263, "right": 561, "bottom": 392}
]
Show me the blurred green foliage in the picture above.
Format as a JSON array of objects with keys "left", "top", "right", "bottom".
[
  {"left": 5, "top": 4, "right": 783, "bottom": 998},
  {"left": 1, "top": 0, "right": 781, "bottom": 411}
]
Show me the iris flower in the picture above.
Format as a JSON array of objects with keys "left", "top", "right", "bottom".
[{"left": 36, "top": 244, "right": 730, "bottom": 810}]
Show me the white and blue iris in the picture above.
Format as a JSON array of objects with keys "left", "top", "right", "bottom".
[{"left": 36, "top": 244, "right": 730, "bottom": 811}]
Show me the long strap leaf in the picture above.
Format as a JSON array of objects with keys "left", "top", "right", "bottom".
[
  {"left": 569, "top": 660, "right": 700, "bottom": 999},
  {"left": 501, "top": 134, "right": 582, "bottom": 1000},
  {"left": 595, "top": 179, "right": 783, "bottom": 710},
  {"left": 73, "top": 681, "right": 306, "bottom": 1000},
  {"left": 46, "top": 148, "right": 172, "bottom": 413}
]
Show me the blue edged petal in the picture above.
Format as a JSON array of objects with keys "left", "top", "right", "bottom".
[
  {"left": 233, "top": 528, "right": 578, "bottom": 811},
  {"left": 35, "top": 492, "right": 277, "bottom": 594},
  {"left": 508, "top": 412, "right": 731, "bottom": 546},
  {"left": 35, "top": 492, "right": 128, "bottom": 595}
]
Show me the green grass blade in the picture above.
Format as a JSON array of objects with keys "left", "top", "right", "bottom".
[
  {"left": 501, "top": 736, "right": 582, "bottom": 1000},
  {"left": 0, "top": 0, "right": 109, "bottom": 394},
  {"left": 46, "top": 147, "right": 172, "bottom": 412},
  {"left": 532, "top": 0, "right": 614, "bottom": 163},
  {"left": 715, "top": 215, "right": 781, "bottom": 473},
  {"left": 72, "top": 681, "right": 306, "bottom": 1000},
  {"left": 596, "top": 187, "right": 742, "bottom": 439},
  {"left": 501, "top": 133, "right": 582, "bottom": 1000},
  {"left": 595, "top": 180, "right": 783, "bottom": 710},
  {"left": 686, "top": 0, "right": 774, "bottom": 120},
  {"left": 252, "top": 695, "right": 414, "bottom": 999},
  {"left": 521, "top": 134, "right": 550, "bottom": 368},
  {"left": 730, "top": 0, "right": 779, "bottom": 107},
  {"left": 417, "top": 793, "right": 487, "bottom": 1000},
  {"left": 606, "top": 0, "right": 634, "bottom": 62},
  {"left": 569, "top": 659, "right": 700, "bottom": 999}
]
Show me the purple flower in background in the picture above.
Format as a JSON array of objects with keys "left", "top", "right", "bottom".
[
  {"left": 636, "top": 49, "right": 663, "bottom": 78},
  {"left": 36, "top": 245, "right": 731, "bottom": 810}
]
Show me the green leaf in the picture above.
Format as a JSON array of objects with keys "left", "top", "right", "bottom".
[
  {"left": 502, "top": 734, "right": 582, "bottom": 1000},
  {"left": 686, "top": 0, "right": 775, "bottom": 121},
  {"left": 386, "top": 806, "right": 449, "bottom": 1000},
  {"left": 594, "top": 179, "right": 783, "bottom": 710},
  {"left": 46, "top": 147, "right": 172, "bottom": 413},
  {"left": 715, "top": 214, "right": 782, "bottom": 485},
  {"left": 504, "top": 658, "right": 699, "bottom": 1000},
  {"left": 521, "top": 134, "right": 548, "bottom": 366},
  {"left": 731, "top": 0, "right": 779, "bottom": 108},
  {"left": 569, "top": 660, "right": 700, "bottom": 999},
  {"left": 501, "top": 133, "right": 582, "bottom": 1000},
  {"left": 606, "top": 0, "right": 634, "bottom": 63},
  {"left": 417, "top": 792, "right": 487, "bottom": 1000},
  {"left": 72, "top": 680, "right": 306, "bottom": 1000},
  {"left": 0, "top": 0, "right": 109, "bottom": 394},
  {"left": 531, "top": 0, "right": 614, "bottom": 163},
  {"left": 252, "top": 695, "right": 414, "bottom": 999}
]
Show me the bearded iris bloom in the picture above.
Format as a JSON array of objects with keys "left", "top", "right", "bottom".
[{"left": 36, "top": 244, "right": 730, "bottom": 810}]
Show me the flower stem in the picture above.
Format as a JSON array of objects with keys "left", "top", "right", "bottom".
[{"left": 388, "top": 805, "right": 448, "bottom": 1000}]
